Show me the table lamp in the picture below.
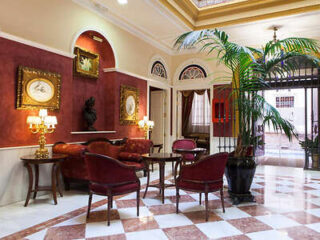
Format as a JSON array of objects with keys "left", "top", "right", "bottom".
[
  {"left": 27, "top": 109, "right": 57, "bottom": 158},
  {"left": 138, "top": 116, "right": 154, "bottom": 139}
]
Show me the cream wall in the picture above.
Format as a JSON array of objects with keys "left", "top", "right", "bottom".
[{"left": 0, "top": 0, "right": 172, "bottom": 79}]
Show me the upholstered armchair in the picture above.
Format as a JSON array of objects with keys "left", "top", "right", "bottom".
[
  {"left": 118, "top": 139, "right": 153, "bottom": 176},
  {"left": 175, "top": 152, "right": 229, "bottom": 221},
  {"left": 172, "top": 139, "right": 197, "bottom": 162},
  {"left": 85, "top": 153, "right": 140, "bottom": 226},
  {"left": 52, "top": 142, "right": 88, "bottom": 190}
]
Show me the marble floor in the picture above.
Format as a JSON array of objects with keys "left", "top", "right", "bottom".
[{"left": 1, "top": 164, "right": 320, "bottom": 240}]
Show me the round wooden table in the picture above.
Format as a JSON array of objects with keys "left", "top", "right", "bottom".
[
  {"left": 142, "top": 153, "right": 182, "bottom": 204},
  {"left": 174, "top": 147, "right": 207, "bottom": 162},
  {"left": 20, "top": 154, "right": 67, "bottom": 206}
]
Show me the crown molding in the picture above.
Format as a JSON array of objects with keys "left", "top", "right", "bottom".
[
  {"left": 103, "top": 68, "right": 171, "bottom": 89},
  {"left": 73, "top": 0, "right": 175, "bottom": 55},
  {"left": 0, "top": 31, "right": 74, "bottom": 58}
]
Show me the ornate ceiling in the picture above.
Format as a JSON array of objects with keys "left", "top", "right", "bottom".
[{"left": 191, "top": 0, "right": 235, "bottom": 8}]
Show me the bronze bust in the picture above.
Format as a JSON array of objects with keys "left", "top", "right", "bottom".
[{"left": 83, "top": 97, "right": 97, "bottom": 131}]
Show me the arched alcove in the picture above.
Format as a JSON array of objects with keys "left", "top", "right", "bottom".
[{"left": 72, "top": 30, "right": 116, "bottom": 132}]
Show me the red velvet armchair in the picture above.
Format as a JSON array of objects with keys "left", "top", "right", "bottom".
[
  {"left": 52, "top": 142, "right": 88, "bottom": 190},
  {"left": 175, "top": 152, "right": 229, "bottom": 221},
  {"left": 85, "top": 153, "right": 140, "bottom": 226},
  {"left": 172, "top": 139, "right": 197, "bottom": 162},
  {"left": 118, "top": 139, "right": 153, "bottom": 175}
]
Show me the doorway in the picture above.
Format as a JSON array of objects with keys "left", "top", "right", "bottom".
[
  {"left": 149, "top": 86, "right": 165, "bottom": 151},
  {"left": 179, "top": 89, "right": 211, "bottom": 152}
]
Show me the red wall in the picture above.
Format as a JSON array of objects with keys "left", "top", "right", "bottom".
[{"left": 0, "top": 32, "right": 146, "bottom": 148}]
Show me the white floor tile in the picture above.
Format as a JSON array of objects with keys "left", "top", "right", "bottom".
[
  {"left": 306, "top": 222, "right": 320, "bottom": 233},
  {"left": 256, "top": 214, "right": 300, "bottom": 229},
  {"left": 175, "top": 201, "right": 205, "bottom": 213},
  {"left": 142, "top": 197, "right": 172, "bottom": 206},
  {"left": 190, "top": 193, "right": 219, "bottom": 201},
  {"left": 126, "top": 229, "right": 168, "bottom": 240},
  {"left": 118, "top": 207, "right": 152, "bottom": 219},
  {"left": 216, "top": 207, "right": 251, "bottom": 220},
  {"left": 85, "top": 220, "right": 124, "bottom": 238},
  {"left": 154, "top": 213, "right": 193, "bottom": 228},
  {"left": 26, "top": 229, "right": 47, "bottom": 240},
  {"left": 196, "top": 221, "right": 242, "bottom": 239},
  {"left": 306, "top": 208, "right": 320, "bottom": 217},
  {"left": 246, "top": 229, "right": 293, "bottom": 240}
]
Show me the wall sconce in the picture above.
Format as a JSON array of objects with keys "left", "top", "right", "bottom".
[
  {"left": 27, "top": 109, "right": 57, "bottom": 158},
  {"left": 138, "top": 116, "right": 154, "bottom": 139}
]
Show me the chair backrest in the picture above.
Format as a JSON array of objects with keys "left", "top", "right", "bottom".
[
  {"left": 87, "top": 141, "right": 122, "bottom": 159},
  {"left": 123, "top": 139, "right": 153, "bottom": 154},
  {"left": 85, "top": 153, "right": 138, "bottom": 185},
  {"left": 172, "top": 139, "right": 196, "bottom": 151},
  {"left": 180, "top": 152, "right": 229, "bottom": 181}
]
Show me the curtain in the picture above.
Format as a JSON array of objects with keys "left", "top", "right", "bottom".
[
  {"left": 182, "top": 91, "right": 194, "bottom": 136},
  {"left": 187, "top": 90, "right": 210, "bottom": 134}
]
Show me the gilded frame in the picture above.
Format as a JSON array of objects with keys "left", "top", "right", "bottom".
[
  {"left": 16, "top": 66, "right": 61, "bottom": 110},
  {"left": 120, "top": 85, "right": 139, "bottom": 125},
  {"left": 74, "top": 47, "right": 99, "bottom": 78}
]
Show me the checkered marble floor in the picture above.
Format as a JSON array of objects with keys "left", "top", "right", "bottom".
[{"left": 2, "top": 165, "right": 320, "bottom": 240}]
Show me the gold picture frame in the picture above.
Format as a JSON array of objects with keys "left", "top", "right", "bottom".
[
  {"left": 16, "top": 66, "right": 61, "bottom": 110},
  {"left": 120, "top": 85, "right": 139, "bottom": 125},
  {"left": 74, "top": 47, "right": 99, "bottom": 78}
]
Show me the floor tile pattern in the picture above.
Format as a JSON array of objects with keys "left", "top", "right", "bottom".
[{"left": 2, "top": 169, "right": 320, "bottom": 240}]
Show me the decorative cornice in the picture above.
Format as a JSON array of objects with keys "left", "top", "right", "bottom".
[
  {"left": 0, "top": 31, "right": 74, "bottom": 58},
  {"left": 160, "top": 0, "right": 320, "bottom": 30},
  {"left": 73, "top": 0, "right": 175, "bottom": 55},
  {"left": 103, "top": 68, "right": 171, "bottom": 88}
]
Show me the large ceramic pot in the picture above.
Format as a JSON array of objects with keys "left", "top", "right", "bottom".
[{"left": 225, "top": 156, "right": 256, "bottom": 205}]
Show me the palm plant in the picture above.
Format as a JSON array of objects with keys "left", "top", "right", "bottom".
[{"left": 174, "top": 29, "right": 320, "bottom": 158}]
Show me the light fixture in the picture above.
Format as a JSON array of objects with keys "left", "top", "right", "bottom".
[
  {"left": 117, "top": 0, "right": 128, "bottom": 5},
  {"left": 27, "top": 109, "right": 57, "bottom": 158},
  {"left": 138, "top": 116, "right": 154, "bottom": 139}
]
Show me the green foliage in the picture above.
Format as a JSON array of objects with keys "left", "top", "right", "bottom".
[{"left": 174, "top": 29, "right": 320, "bottom": 157}]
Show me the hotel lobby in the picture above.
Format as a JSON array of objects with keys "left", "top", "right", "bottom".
[{"left": 1, "top": 0, "right": 320, "bottom": 239}]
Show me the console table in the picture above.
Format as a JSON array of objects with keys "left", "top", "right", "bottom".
[{"left": 21, "top": 154, "right": 67, "bottom": 206}]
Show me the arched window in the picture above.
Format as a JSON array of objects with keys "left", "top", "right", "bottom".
[
  {"left": 179, "top": 64, "right": 207, "bottom": 80},
  {"left": 151, "top": 61, "right": 167, "bottom": 79}
]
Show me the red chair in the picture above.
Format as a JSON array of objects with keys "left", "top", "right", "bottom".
[
  {"left": 175, "top": 152, "right": 229, "bottom": 221},
  {"left": 172, "top": 139, "right": 197, "bottom": 162},
  {"left": 85, "top": 152, "right": 140, "bottom": 226}
]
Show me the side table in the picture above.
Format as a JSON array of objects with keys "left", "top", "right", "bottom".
[
  {"left": 20, "top": 154, "right": 67, "bottom": 206},
  {"left": 142, "top": 153, "right": 182, "bottom": 204}
]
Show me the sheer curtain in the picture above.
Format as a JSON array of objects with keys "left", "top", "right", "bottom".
[{"left": 187, "top": 90, "right": 210, "bottom": 133}]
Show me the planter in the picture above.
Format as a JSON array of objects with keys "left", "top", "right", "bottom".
[{"left": 225, "top": 156, "right": 256, "bottom": 205}]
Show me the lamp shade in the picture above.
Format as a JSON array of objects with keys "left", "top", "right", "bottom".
[
  {"left": 39, "top": 109, "right": 48, "bottom": 118},
  {"left": 27, "top": 116, "right": 41, "bottom": 125}
]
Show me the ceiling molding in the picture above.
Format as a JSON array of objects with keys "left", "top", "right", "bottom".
[
  {"left": 73, "top": 0, "right": 175, "bottom": 55},
  {"left": 195, "top": 4, "right": 320, "bottom": 30},
  {"left": 160, "top": 0, "right": 320, "bottom": 30}
]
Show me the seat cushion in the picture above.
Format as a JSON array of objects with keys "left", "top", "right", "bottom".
[
  {"left": 122, "top": 161, "right": 145, "bottom": 170},
  {"left": 118, "top": 152, "right": 141, "bottom": 162},
  {"left": 90, "top": 182, "right": 139, "bottom": 195},
  {"left": 176, "top": 179, "right": 223, "bottom": 192}
]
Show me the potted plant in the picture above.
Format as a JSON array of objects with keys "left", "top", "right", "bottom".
[
  {"left": 174, "top": 29, "right": 320, "bottom": 204},
  {"left": 300, "top": 136, "right": 319, "bottom": 169}
]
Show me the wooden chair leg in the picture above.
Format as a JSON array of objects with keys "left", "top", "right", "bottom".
[
  {"left": 110, "top": 196, "right": 113, "bottom": 209},
  {"left": 143, "top": 165, "right": 150, "bottom": 198},
  {"left": 86, "top": 193, "right": 93, "bottom": 219},
  {"left": 107, "top": 196, "right": 111, "bottom": 226},
  {"left": 199, "top": 193, "right": 202, "bottom": 205},
  {"left": 220, "top": 189, "right": 225, "bottom": 213},
  {"left": 176, "top": 188, "right": 180, "bottom": 214},
  {"left": 205, "top": 191, "right": 209, "bottom": 221},
  {"left": 137, "top": 189, "right": 140, "bottom": 217}
]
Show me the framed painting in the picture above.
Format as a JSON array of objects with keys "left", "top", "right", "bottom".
[
  {"left": 120, "top": 85, "right": 139, "bottom": 125},
  {"left": 16, "top": 66, "right": 61, "bottom": 110},
  {"left": 74, "top": 47, "right": 99, "bottom": 78}
]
